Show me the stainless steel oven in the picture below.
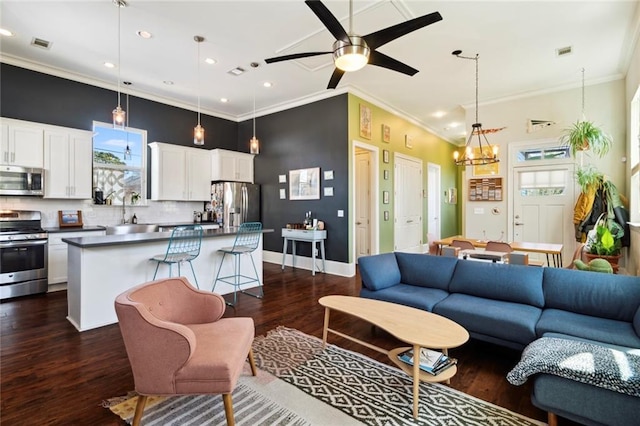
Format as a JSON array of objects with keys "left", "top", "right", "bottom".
[
  {"left": 0, "top": 166, "right": 44, "bottom": 196},
  {"left": 0, "top": 210, "right": 48, "bottom": 299}
]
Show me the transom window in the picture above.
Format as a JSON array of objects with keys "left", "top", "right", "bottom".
[
  {"left": 519, "top": 170, "right": 567, "bottom": 196},
  {"left": 92, "top": 122, "right": 147, "bottom": 205},
  {"left": 517, "top": 146, "right": 570, "bottom": 162}
]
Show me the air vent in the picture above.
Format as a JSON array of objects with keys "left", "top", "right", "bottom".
[
  {"left": 31, "top": 37, "right": 52, "bottom": 50},
  {"left": 556, "top": 46, "right": 572, "bottom": 57},
  {"left": 227, "top": 67, "right": 245, "bottom": 76}
]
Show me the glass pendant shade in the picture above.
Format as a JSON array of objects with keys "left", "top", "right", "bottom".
[
  {"left": 112, "top": 105, "right": 126, "bottom": 128},
  {"left": 194, "top": 124, "right": 205, "bottom": 146},
  {"left": 250, "top": 136, "right": 259, "bottom": 154}
]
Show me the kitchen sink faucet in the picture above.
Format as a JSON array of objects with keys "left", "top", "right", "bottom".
[{"left": 121, "top": 191, "right": 128, "bottom": 224}]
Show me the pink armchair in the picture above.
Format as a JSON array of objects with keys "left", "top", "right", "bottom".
[{"left": 115, "top": 277, "right": 256, "bottom": 426}]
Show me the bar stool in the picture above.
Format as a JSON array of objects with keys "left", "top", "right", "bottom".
[
  {"left": 212, "top": 222, "right": 263, "bottom": 306},
  {"left": 150, "top": 225, "right": 203, "bottom": 288}
]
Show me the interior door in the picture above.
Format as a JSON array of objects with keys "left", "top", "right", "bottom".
[
  {"left": 355, "top": 149, "right": 371, "bottom": 259},
  {"left": 394, "top": 155, "right": 422, "bottom": 251},
  {"left": 512, "top": 164, "right": 575, "bottom": 265},
  {"left": 427, "top": 163, "right": 441, "bottom": 240}
]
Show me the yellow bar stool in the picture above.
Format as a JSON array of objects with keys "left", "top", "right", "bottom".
[
  {"left": 150, "top": 225, "right": 203, "bottom": 288},
  {"left": 212, "top": 222, "right": 263, "bottom": 306}
]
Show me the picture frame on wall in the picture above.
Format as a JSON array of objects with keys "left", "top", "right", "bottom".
[
  {"left": 383, "top": 149, "right": 390, "bottom": 163},
  {"left": 359, "top": 104, "right": 372, "bottom": 139},
  {"left": 405, "top": 134, "right": 413, "bottom": 149},
  {"left": 382, "top": 124, "right": 391, "bottom": 143},
  {"left": 472, "top": 147, "right": 500, "bottom": 176},
  {"left": 384, "top": 211, "right": 389, "bottom": 221},
  {"left": 383, "top": 191, "right": 389, "bottom": 204},
  {"left": 383, "top": 169, "right": 389, "bottom": 180},
  {"left": 289, "top": 167, "right": 320, "bottom": 200}
]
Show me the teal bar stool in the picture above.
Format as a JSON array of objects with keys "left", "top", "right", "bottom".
[
  {"left": 212, "top": 222, "right": 263, "bottom": 306},
  {"left": 150, "top": 225, "right": 203, "bottom": 288}
]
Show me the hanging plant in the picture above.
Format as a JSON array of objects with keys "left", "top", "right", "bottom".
[{"left": 560, "top": 120, "right": 612, "bottom": 158}]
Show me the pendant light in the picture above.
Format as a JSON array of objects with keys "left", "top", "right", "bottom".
[
  {"left": 193, "top": 35, "right": 205, "bottom": 146},
  {"left": 124, "top": 91, "right": 131, "bottom": 161},
  {"left": 452, "top": 50, "right": 503, "bottom": 167},
  {"left": 250, "top": 91, "right": 259, "bottom": 154},
  {"left": 112, "top": 0, "right": 126, "bottom": 129}
]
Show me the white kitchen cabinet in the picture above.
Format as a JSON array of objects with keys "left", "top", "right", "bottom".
[
  {"left": 211, "top": 148, "right": 254, "bottom": 183},
  {"left": 43, "top": 128, "right": 93, "bottom": 199},
  {"left": 149, "top": 142, "right": 211, "bottom": 201},
  {"left": 0, "top": 118, "right": 44, "bottom": 167},
  {"left": 48, "top": 229, "right": 105, "bottom": 284}
]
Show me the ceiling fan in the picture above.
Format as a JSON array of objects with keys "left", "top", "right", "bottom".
[{"left": 265, "top": 0, "right": 442, "bottom": 89}]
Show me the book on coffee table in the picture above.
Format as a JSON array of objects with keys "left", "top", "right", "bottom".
[{"left": 398, "top": 348, "right": 458, "bottom": 376}]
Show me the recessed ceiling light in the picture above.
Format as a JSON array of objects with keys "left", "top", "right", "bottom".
[
  {"left": 163, "top": 80, "right": 174, "bottom": 85},
  {"left": 136, "top": 30, "right": 152, "bottom": 39},
  {"left": 205, "top": 58, "right": 216, "bottom": 65},
  {"left": 227, "top": 67, "right": 245, "bottom": 76},
  {"left": 220, "top": 98, "right": 229, "bottom": 103},
  {"left": 432, "top": 111, "right": 446, "bottom": 118},
  {"left": 263, "top": 82, "right": 273, "bottom": 88},
  {"left": 104, "top": 62, "right": 116, "bottom": 69},
  {"left": 0, "top": 28, "right": 14, "bottom": 37}
]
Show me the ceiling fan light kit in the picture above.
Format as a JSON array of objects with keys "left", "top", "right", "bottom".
[
  {"left": 452, "top": 50, "right": 501, "bottom": 167},
  {"left": 265, "top": 0, "right": 442, "bottom": 89}
]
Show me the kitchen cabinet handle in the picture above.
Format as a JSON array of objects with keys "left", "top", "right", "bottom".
[
  {"left": 3, "top": 152, "right": 7, "bottom": 162},
  {"left": 11, "top": 152, "right": 15, "bottom": 163}
]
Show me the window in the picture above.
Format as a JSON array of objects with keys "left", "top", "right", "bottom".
[
  {"left": 519, "top": 169, "right": 567, "bottom": 196},
  {"left": 92, "top": 122, "right": 147, "bottom": 205},
  {"left": 516, "top": 146, "right": 570, "bottom": 162}
]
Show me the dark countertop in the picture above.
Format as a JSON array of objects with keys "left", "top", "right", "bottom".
[
  {"left": 62, "top": 228, "right": 273, "bottom": 248},
  {"left": 45, "top": 226, "right": 106, "bottom": 234}
]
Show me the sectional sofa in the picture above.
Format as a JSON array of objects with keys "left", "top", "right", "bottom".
[{"left": 358, "top": 252, "right": 640, "bottom": 426}]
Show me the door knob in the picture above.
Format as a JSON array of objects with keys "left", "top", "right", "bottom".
[{"left": 355, "top": 221, "right": 362, "bottom": 225}]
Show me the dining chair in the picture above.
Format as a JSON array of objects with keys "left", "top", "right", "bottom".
[
  {"left": 485, "top": 241, "right": 513, "bottom": 253},
  {"left": 150, "top": 225, "right": 203, "bottom": 288},
  {"left": 115, "top": 277, "right": 257, "bottom": 426},
  {"left": 451, "top": 239, "right": 475, "bottom": 251},
  {"left": 212, "top": 222, "right": 263, "bottom": 306}
]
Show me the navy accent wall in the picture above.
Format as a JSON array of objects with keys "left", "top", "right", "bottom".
[
  {"left": 239, "top": 95, "right": 349, "bottom": 262},
  {"left": 2, "top": 63, "right": 351, "bottom": 263}
]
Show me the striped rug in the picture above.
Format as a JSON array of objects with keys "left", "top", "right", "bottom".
[{"left": 107, "top": 327, "right": 545, "bottom": 426}]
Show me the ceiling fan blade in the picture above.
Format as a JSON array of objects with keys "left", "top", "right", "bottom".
[
  {"left": 327, "top": 68, "right": 345, "bottom": 89},
  {"left": 368, "top": 50, "right": 419, "bottom": 76},
  {"left": 363, "top": 11, "right": 442, "bottom": 50},
  {"left": 305, "top": 0, "right": 351, "bottom": 44},
  {"left": 265, "top": 51, "right": 332, "bottom": 64}
]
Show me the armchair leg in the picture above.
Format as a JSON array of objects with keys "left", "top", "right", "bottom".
[
  {"left": 222, "top": 393, "right": 235, "bottom": 426},
  {"left": 247, "top": 348, "right": 257, "bottom": 376},
  {"left": 548, "top": 412, "right": 558, "bottom": 426},
  {"left": 132, "top": 395, "right": 148, "bottom": 426}
]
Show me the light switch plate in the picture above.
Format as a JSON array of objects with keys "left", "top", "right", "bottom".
[{"left": 337, "top": 210, "right": 344, "bottom": 217}]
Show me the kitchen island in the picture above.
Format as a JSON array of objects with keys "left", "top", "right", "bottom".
[{"left": 63, "top": 227, "right": 272, "bottom": 331}]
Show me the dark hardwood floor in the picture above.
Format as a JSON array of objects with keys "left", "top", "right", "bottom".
[{"left": 1, "top": 263, "right": 580, "bottom": 425}]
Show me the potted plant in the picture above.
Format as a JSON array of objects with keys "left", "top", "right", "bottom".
[
  {"left": 560, "top": 120, "right": 612, "bottom": 158},
  {"left": 585, "top": 214, "right": 623, "bottom": 272}
]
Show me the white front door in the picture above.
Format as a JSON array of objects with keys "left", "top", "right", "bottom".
[
  {"left": 427, "top": 163, "right": 441, "bottom": 240},
  {"left": 512, "top": 164, "right": 575, "bottom": 265},
  {"left": 394, "top": 154, "right": 423, "bottom": 252},
  {"left": 355, "top": 149, "right": 371, "bottom": 259}
]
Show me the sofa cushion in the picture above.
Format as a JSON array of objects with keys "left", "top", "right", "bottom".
[
  {"left": 359, "top": 252, "right": 400, "bottom": 291},
  {"left": 542, "top": 268, "right": 640, "bottom": 322},
  {"left": 448, "top": 261, "right": 545, "bottom": 308},
  {"left": 635, "top": 307, "right": 640, "bottom": 337},
  {"left": 433, "top": 293, "right": 541, "bottom": 346},
  {"left": 360, "top": 285, "right": 449, "bottom": 312},
  {"left": 537, "top": 309, "right": 640, "bottom": 348},
  {"left": 395, "top": 252, "right": 457, "bottom": 291}
]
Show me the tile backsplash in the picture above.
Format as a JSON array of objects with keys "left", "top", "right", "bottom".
[{"left": 0, "top": 197, "right": 204, "bottom": 228}]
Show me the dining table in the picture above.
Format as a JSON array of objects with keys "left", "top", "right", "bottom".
[{"left": 434, "top": 235, "right": 563, "bottom": 267}]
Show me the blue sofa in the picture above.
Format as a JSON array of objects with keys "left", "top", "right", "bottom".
[{"left": 358, "top": 252, "right": 640, "bottom": 426}]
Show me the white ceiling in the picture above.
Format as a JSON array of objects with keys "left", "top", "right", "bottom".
[{"left": 1, "top": 0, "right": 639, "bottom": 143}]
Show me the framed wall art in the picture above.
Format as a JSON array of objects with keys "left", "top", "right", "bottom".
[
  {"left": 359, "top": 104, "right": 372, "bottom": 139},
  {"left": 383, "top": 149, "right": 390, "bottom": 163},
  {"left": 382, "top": 124, "right": 391, "bottom": 143},
  {"left": 383, "top": 169, "right": 389, "bottom": 180},
  {"left": 405, "top": 134, "right": 413, "bottom": 149},
  {"left": 472, "top": 147, "right": 500, "bottom": 176},
  {"left": 383, "top": 191, "right": 389, "bottom": 204},
  {"left": 289, "top": 167, "right": 320, "bottom": 200}
]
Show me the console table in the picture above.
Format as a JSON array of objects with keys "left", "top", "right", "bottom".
[{"left": 281, "top": 228, "right": 326, "bottom": 275}]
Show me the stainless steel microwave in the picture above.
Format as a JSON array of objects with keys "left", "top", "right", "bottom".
[{"left": 0, "top": 166, "right": 44, "bottom": 196}]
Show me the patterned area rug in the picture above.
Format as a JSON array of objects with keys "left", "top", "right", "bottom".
[{"left": 106, "top": 327, "right": 545, "bottom": 425}]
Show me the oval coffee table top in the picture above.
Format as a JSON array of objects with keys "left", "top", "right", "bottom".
[{"left": 319, "top": 295, "right": 469, "bottom": 349}]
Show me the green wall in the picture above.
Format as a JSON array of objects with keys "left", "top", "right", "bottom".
[{"left": 347, "top": 94, "right": 460, "bottom": 257}]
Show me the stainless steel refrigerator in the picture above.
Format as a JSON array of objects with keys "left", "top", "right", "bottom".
[{"left": 210, "top": 182, "right": 260, "bottom": 228}]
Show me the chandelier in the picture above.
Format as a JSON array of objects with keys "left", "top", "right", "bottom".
[{"left": 452, "top": 50, "right": 503, "bottom": 166}]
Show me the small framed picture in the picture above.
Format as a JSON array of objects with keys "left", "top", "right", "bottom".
[
  {"left": 324, "top": 187, "right": 334, "bottom": 196},
  {"left": 279, "top": 174, "right": 287, "bottom": 183},
  {"left": 383, "top": 191, "right": 389, "bottom": 204},
  {"left": 383, "top": 170, "right": 389, "bottom": 180},
  {"left": 405, "top": 134, "right": 413, "bottom": 149},
  {"left": 382, "top": 124, "right": 391, "bottom": 143},
  {"left": 58, "top": 210, "right": 83, "bottom": 228},
  {"left": 383, "top": 150, "right": 390, "bottom": 164},
  {"left": 384, "top": 211, "right": 389, "bottom": 221},
  {"left": 323, "top": 170, "right": 334, "bottom": 180},
  {"left": 359, "top": 104, "right": 372, "bottom": 139}
]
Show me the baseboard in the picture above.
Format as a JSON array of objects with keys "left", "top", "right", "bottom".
[
  {"left": 48, "top": 283, "right": 67, "bottom": 293},
  {"left": 263, "top": 250, "right": 355, "bottom": 277}
]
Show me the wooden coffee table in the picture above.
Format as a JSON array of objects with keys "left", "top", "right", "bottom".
[{"left": 319, "top": 295, "right": 469, "bottom": 418}]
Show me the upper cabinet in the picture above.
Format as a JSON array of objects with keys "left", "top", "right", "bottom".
[
  {"left": 43, "top": 128, "right": 93, "bottom": 199},
  {"left": 0, "top": 118, "right": 44, "bottom": 168},
  {"left": 211, "top": 148, "right": 254, "bottom": 183},
  {"left": 149, "top": 142, "right": 211, "bottom": 201}
]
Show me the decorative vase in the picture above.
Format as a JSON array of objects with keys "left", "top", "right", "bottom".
[{"left": 584, "top": 252, "right": 621, "bottom": 274}]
